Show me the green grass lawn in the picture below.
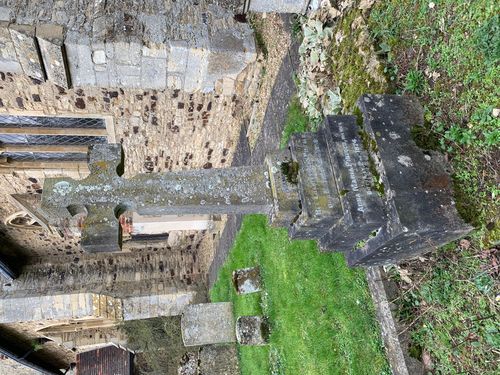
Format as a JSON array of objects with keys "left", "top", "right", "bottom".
[{"left": 210, "top": 215, "right": 389, "bottom": 375}]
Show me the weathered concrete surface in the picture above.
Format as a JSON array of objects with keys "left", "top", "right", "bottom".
[{"left": 181, "top": 302, "right": 236, "bottom": 346}]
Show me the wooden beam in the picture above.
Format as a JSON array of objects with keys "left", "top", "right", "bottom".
[
  {"left": 0, "top": 144, "right": 89, "bottom": 153},
  {"left": 0, "top": 127, "right": 107, "bottom": 136}
]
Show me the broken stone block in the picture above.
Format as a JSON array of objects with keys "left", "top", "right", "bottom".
[
  {"left": 36, "top": 24, "right": 71, "bottom": 88},
  {"left": 181, "top": 302, "right": 236, "bottom": 347},
  {"left": 0, "top": 22, "right": 22, "bottom": 73},
  {"left": 236, "top": 316, "right": 270, "bottom": 346},
  {"left": 199, "top": 345, "right": 240, "bottom": 375},
  {"left": 9, "top": 24, "right": 45, "bottom": 80},
  {"left": 232, "top": 267, "right": 262, "bottom": 295}
]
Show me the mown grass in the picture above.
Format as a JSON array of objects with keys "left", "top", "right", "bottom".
[
  {"left": 210, "top": 215, "right": 390, "bottom": 375},
  {"left": 324, "top": 1, "right": 499, "bottom": 373}
]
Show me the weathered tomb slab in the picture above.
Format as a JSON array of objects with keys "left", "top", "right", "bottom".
[
  {"left": 288, "top": 132, "right": 342, "bottom": 239},
  {"left": 181, "top": 302, "right": 236, "bottom": 347},
  {"left": 318, "top": 115, "right": 386, "bottom": 251},
  {"left": 232, "top": 267, "right": 262, "bottom": 295},
  {"left": 346, "top": 94, "right": 471, "bottom": 266},
  {"left": 9, "top": 24, "right": 45, "bottom": 80},
  {"left": 41, "top": 144, "right": 273, "bottom": 252},
  {"left": 236, "top": 316, "right": 269, "bottom": 345},
  {"left": 36, "top": 24, "right": 71, "bottom": 89}
]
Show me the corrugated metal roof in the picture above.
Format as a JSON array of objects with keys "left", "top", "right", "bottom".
[{"left": 76, "top": 346, "right": 133, "bottom": 375}]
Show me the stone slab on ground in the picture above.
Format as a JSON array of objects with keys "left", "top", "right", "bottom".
[
  {"left": 181, "top": 302, "right": 236, "bottom": 347},
  {"left": 232, "top": 267, "right": 262, "bottom": 294},
  {"left": 248, "top": 0, "right": 310, "bottom": 13},
  {"left": 199, "top": 344, "right": 240, "bottom": 375}
]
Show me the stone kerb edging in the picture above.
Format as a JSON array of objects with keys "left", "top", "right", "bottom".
[
  {"left": 367, "top": 267, "right": 425, "bottom": 375},
  {"left": 0, "top": 1, "right": 256, "bottom": 92}
]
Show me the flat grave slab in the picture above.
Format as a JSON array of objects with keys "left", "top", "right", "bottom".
[{"left": 181, "top": 302, "right": 236, "bottom": 347}]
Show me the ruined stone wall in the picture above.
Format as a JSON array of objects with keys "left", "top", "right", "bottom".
[
  {"left": 0, "top": 62, "right": 259, "bottom": 259},
  {"left": 0, "top": 0, "right": 256, "bottom": 91}
]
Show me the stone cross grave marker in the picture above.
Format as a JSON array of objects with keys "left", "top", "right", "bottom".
[
  {"left": 41, "top": 95, "right": 471, "bottom": 266},
  {"left": 41, "top": 145, "right": 274, "bottom": 252}
]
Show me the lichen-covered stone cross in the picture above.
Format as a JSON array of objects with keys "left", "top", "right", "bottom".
[{"left": 41, "top": 144, "right": 273, "bottom": 252}]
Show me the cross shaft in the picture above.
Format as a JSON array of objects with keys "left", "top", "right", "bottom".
[{"left": 41, "top": 145, "right": 273, "bottom": 252}]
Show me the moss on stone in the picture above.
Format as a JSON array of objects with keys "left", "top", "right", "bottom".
[
  {"left": 280, "top": 161, "right": 300, "bottom": 185},
  {"left": 329, "top": 8, "right": 388, "bottom": 113}
]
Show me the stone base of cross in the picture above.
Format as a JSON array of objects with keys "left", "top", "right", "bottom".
[{"left": 41, "top": 95, "right": 471, "bottom": 266}]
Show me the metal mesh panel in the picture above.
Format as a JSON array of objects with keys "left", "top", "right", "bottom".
[
  {"left": 0, "top": 134, "right": 107, "bottom": 145},
  {"left": 0, "top": 115, "right": 105, "bottom": 129},
  {"left": 3, "top": 152, "right": 88, "bottom": 161}
]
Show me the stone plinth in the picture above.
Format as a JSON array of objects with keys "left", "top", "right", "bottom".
[
  {"left": 181, "top": 303, "right": 236, "bottom": 347},
  {"left": 236, "top": 316, "right": 269, "bottom": 345},
  {"left": 289, "top": 132, "right": 342, "bottom": 239},
  {"left": 318, "top": 115, "right": 385, "bottom": 251},
  {"left": 247, "top": 0, "right": 310, "bottom": 13},
  {"left": 344, "top": 95, "right": 472, "bottom": 266}
]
